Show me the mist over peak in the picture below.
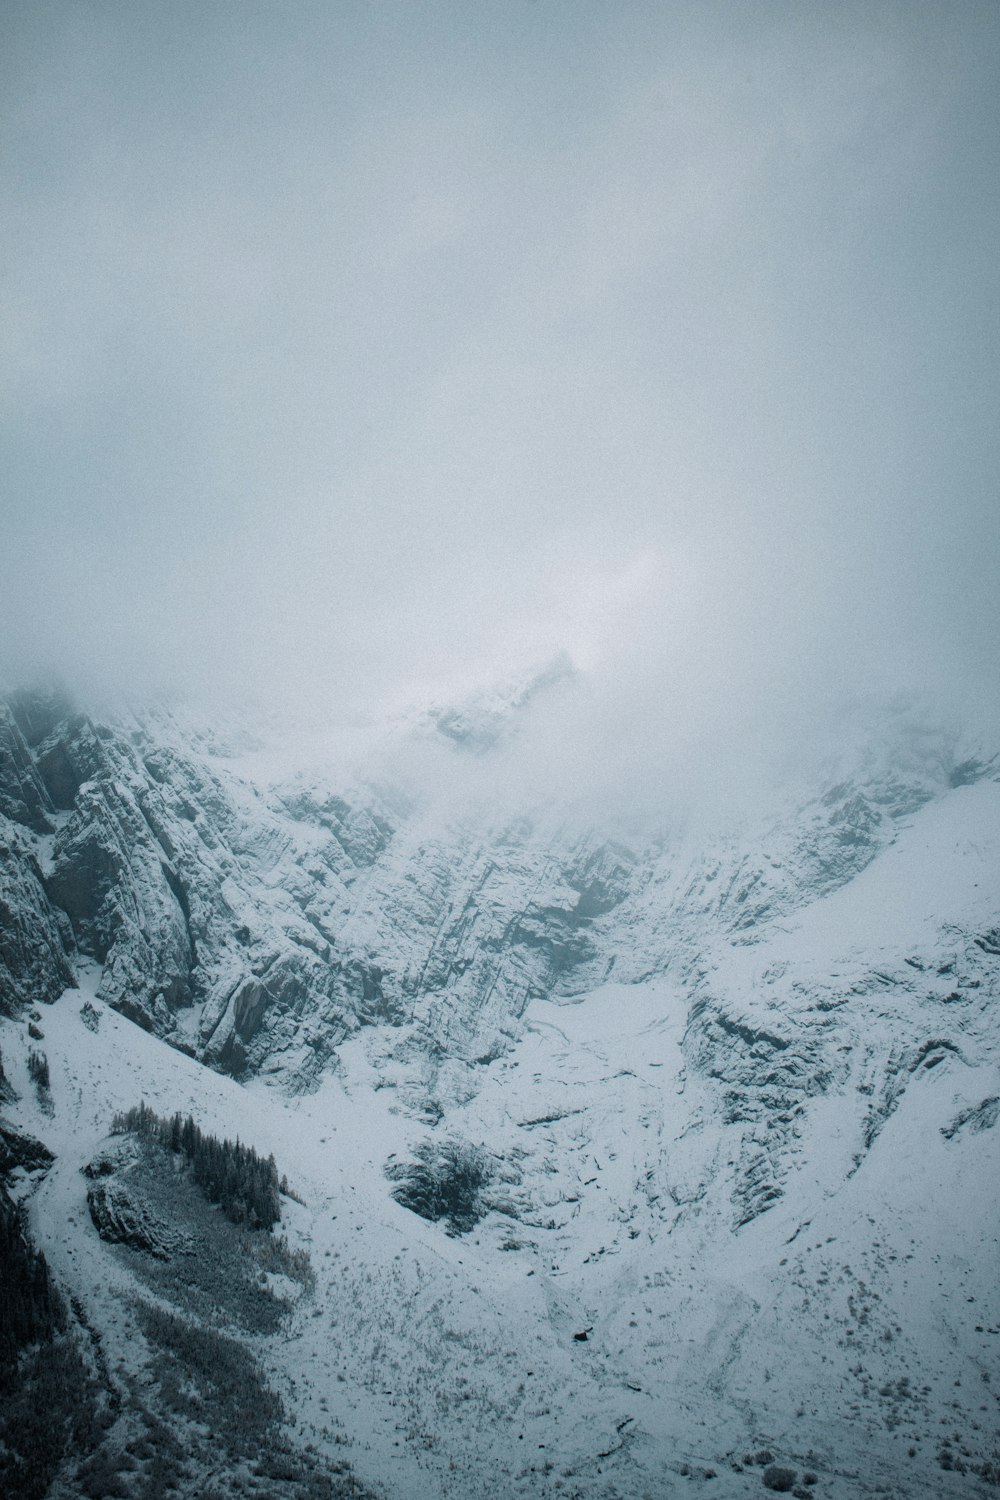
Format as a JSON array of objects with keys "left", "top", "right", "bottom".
[{"left": 2, "top": 0, "right": 997, "bottom": 828}]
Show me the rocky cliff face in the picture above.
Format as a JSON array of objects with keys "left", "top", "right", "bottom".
[
  {"left": 0, "top": 689, "right": 396, "bottom": 1084},
  {"left": 0, "top": 684, "right": 994, "bottom": 1109}
]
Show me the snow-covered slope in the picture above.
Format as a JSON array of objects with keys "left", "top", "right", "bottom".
[{"left": 1, "top": 685, "right": 998, "bottom": 1498}]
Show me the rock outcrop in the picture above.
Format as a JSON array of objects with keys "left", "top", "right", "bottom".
[
  {"left": 85, "top": 1177, "right": 191, "bottom": 1259},
  {"left": 0, "top": 1120, "right": 55, "bottom": 1178}
]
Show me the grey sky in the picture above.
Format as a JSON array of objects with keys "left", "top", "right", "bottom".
[{"left": 2, "top": 1, "right": 998, "bottom": 754}]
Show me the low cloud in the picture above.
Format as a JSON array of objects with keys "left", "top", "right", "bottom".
[{"left": 3, "top": 1, "right": 997, "bottom": 812}]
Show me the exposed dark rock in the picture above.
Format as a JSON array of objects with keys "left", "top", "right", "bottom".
[
  {"left": 85, "top": 1177, "right": 192, "bottom": 1260},
  {"left": 949, "top": 755, "right": 997, "bottom": 788},
  {"left": 0, "top": 705, "right": 55, "bottom": 832},
  {"left": 942, "top": 1096, "right": 1000, "bottom": 1140},
  {"left": 6, "top": 685, "right": 75, "bottom": 749},
  {"left": 0, "top": 818, "right": 75, "bottom": 1017},
  {"left": 0, "top": 1121, "right": 55, "bottom": 1177},
  {"left": 386, "top": 1136, "right": 492, "bottom": 1234},
  {"left": 46, "top": 775, "right": 195, "bottom": 1023}
]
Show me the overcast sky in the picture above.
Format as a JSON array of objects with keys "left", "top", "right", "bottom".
[{"left": 2, "top": 1, "right": 998, "bottom": 774}]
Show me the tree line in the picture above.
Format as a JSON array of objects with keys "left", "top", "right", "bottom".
[
  {"left": 111, "top": 1102, "right": 282, "bottom": 1231},
  {"left": 0, "top": 1185, "right": 63, "bottom": 1376}
]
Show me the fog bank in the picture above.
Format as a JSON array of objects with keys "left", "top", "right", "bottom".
[{"left": 3, "top": 1, "right": 998, "bottom": 804}]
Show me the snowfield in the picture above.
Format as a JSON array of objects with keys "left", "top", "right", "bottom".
[
  {"left": 393, "top": 785, "right": 1000, "bottom": 1497},
  {"left": 3, "top": 760, "right": 999, "bottom": 1498}
]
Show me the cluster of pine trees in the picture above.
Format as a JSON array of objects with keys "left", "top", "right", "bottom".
[
  {"left": 112, "top": 1103, "right": 281, "bottom": 1231},
  {"left": 27, "top": 1050, "right": 49, "bottom": 1090},
  {"left": 0, "top": 1186, "right": 63, "bottom": 1376}
]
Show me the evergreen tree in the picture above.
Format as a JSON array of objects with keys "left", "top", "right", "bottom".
[{"left": 111, "top": 1102, "right": 282, "bottom": 1229}]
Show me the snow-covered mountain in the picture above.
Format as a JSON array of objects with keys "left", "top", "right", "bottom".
[{"left": 1, "top": 682, "right": 998, "bottom": 1499}]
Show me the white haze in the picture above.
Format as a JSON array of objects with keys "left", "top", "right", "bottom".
[{"left": 2, "top": 1, "right": 998, "bottom": 817}]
